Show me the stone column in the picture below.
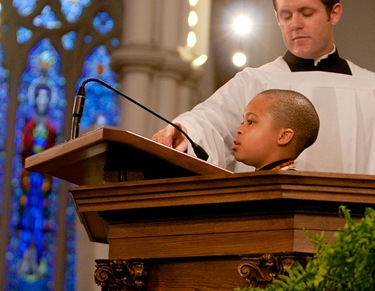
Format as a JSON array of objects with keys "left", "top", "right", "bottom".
[{"left": 112, "top": 0, "right": 207, "bottom": 138}]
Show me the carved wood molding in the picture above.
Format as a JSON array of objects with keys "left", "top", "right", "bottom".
[
  {"left": 238, "top": 253, "right": 308, "bottom": 288},
  {"left": 94, "top": 259, "right": 151, "bottom": 290}
]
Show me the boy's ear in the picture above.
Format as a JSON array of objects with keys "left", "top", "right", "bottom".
[{"left": 277, "top": 128, "right": 294, "bottom": 146}]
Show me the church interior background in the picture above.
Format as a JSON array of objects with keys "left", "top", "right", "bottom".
[{"left": 0, "top": 0, "right": 374, "bottom": 290}]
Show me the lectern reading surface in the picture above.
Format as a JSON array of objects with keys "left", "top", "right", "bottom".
[{"left": 25, "top": 126, "right": 232, "bottom": 185}]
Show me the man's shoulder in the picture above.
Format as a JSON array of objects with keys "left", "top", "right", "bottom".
[
  {"left": 240, "top": 57, "right": 290, "bottom": 77},
  {"left": 258, "top": 56, "right": 290, "bottom": 72},
  {"left": 347, "top": 60, "right": 375, "bottom": 78}
]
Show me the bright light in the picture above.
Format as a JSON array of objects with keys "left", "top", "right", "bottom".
[
  {"left": 189, "top": 0, "right": 198, "bottom": 7},
  {"left": 187, "top": 31, "right": 197, "bottom": 47},
  {"left": 233, "top": 15, "right": 252, "bottom": 36},
  {"left": 192, "top": 54, "right": 208, "bottom": 67},
  {"left": 188, "top": 10, "right": 198, "bottom": 27},
  {"left": 232, "top": 52, "right": 247, "bottom": 67}
]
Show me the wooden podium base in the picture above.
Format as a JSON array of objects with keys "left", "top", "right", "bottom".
[{"left": 94, "top": 253, "right": 309, "bottom": 290}]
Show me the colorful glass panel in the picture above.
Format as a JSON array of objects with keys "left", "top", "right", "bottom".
[
  {"left": 33, "top": 5, "right": 62, "bottom": 29},
  {"left": 2, "top": 0, "right": 121, "bottom": 289},
  {"left": 78, "top": 45, "right": 120, "bottom": 131},
  {"left": 84, "top": 34, "right": 92, "bottom": 44},
  {"left": 13, "top": 0, "right": 37, "bottom": 16},
  {"left": 17, "top": 27, "right": 33, "bottom": 44},
  {"left": 63, "top": 203, "right": 76, "bottom": 290},
  {"left": 62, "top": 31, "right": 77, "bottom": 50},
  {"left": 60, "top": 0, "right": 91, "bottom": 23},
  {"left": 0, "top": 44, "right": 10, "bottom": 219},
  {"left": 6, "top": 38, "right": 67, "bottom": 291},
  {"left": 93, "top": 12, "right": 114, "bottom": 35},
  {"left": 111, "top": 38, "right": 120, "bottom": 48}
]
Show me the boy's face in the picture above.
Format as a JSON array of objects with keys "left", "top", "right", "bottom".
[{"left": 232, "top": 94, "right": 281, "bottom": 169}]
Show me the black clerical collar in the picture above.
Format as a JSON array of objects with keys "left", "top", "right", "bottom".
[{"left": 283, "top": 50, "right": 352, "bottom": 75}]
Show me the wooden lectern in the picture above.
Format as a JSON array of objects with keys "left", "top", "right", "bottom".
[{"left": 25, "top": 127, "right": 375, "bottom": 290}]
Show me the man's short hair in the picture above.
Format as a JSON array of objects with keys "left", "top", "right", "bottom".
[{"left": 272, "top": 0, "right": 340, "bottom": 15}]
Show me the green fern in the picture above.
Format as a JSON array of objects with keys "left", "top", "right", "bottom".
[{"left": 236, "top": 206, "right": 375, "bottom": 291}]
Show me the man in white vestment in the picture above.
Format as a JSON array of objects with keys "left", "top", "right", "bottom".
[{"left": 152, "top": 0, "right": 375, "bottom": 175}]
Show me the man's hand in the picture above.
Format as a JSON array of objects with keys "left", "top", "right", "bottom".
[{"left": 151, "top": 122, "right": 188, "bottom": 152}]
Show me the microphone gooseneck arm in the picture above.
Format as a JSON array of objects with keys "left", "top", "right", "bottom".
[{"left": 73, "top": 78, "right": 209, "bottom": 161}]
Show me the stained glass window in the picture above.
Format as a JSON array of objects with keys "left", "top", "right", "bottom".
[
  {"left": 12, "top": 0, "right": 37, "bottom": 16},
  {"left": 0, "top": 44, "right": 10, "bottom": 219},
  {"left": 61, "top": 0, "right": 91, "bottom": 23},
  {"left": 17, "top": 26, "right": 33, "bottom": 44},
  {"left": 1, "top": 1, "right": 122, "bottom": 290},
  {"left": 93, "top": 12, "right": 114, "bottom": 35},
  {"left": 62, "top": 31, "right": 76, "bottom": 50},
  {"left": 6, "top": 38, "right": 66, "bottom": 291},
  {"left": 33, "top": 5, "right": 62, "bottom": 29},
  {"left": 79, "top": 45, "right": 120, "bottom": 131}
]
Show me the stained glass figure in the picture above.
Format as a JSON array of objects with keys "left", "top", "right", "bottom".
[{"left": 6, "top": 38, "right": 66, "bottom": 291}]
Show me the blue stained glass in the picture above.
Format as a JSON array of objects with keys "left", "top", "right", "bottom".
[
  {"left": 62, "top": 31, "right": 76, "bottom": 50},
  {"left": 33, "top": 5, "right": 62, "bottom": 29},
  {"left": 93, "top": 12, "right": 114, "bottom": 35},
  {"left": 6, "top": 38, "right": 68, "bottom": 291},
  {"left": 0, "top": 44, "right": 10, "bottom": 220},
  {"left": 111, "top": 38, "right": 120, "bottom": 48},
  {"left": 1, "top": 24, "right": 8, "bottom": 32},
  {"left": 17, "top": 27, "right": 33, "bottom": 44},
  {"left": 3, "top": 0, "right": 120, "bottom": 289},
  {"left": 78, "top": 45, "right": 120, "bottom": 131},
  {"left": 64, "top": 200, "right": 76, "bottom": 290},
  {"left": 13, "top": 0, "right": 37, "bottom": 16},
  {"left": 60, "top": 0, "right": 91, "bottom": 23},
  {"left": 84, "top": 35, "right": 92, "bottom": 44}
]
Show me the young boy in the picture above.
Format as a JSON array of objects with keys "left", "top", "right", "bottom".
[{"left": 232, "top": 89, "right": 320, "bottom": 171}]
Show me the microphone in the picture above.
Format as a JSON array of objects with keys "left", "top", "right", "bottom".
[
  {"left": 70, "top": 85, "right": 86, "bottom": 140},
  {"left": 69, "top": 78, "right": 209, "bottom": 161}
]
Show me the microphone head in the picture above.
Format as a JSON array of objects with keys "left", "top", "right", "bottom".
[
  {"left": 77, "top": 84, "right": 85, "bottom": 97},
  {"left": 70, "top": 85, "right": 86, "bottom": 140},
  {"left": 191, "top": 142, "right": 209, "bottom": 161},
  {"left": 72, "top": 85, "right": 86, "bottom": 117}
]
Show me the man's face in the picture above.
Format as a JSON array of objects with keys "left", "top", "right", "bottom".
[{"left": 275, "top": 0, "right": 341, "bottom": 59}]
